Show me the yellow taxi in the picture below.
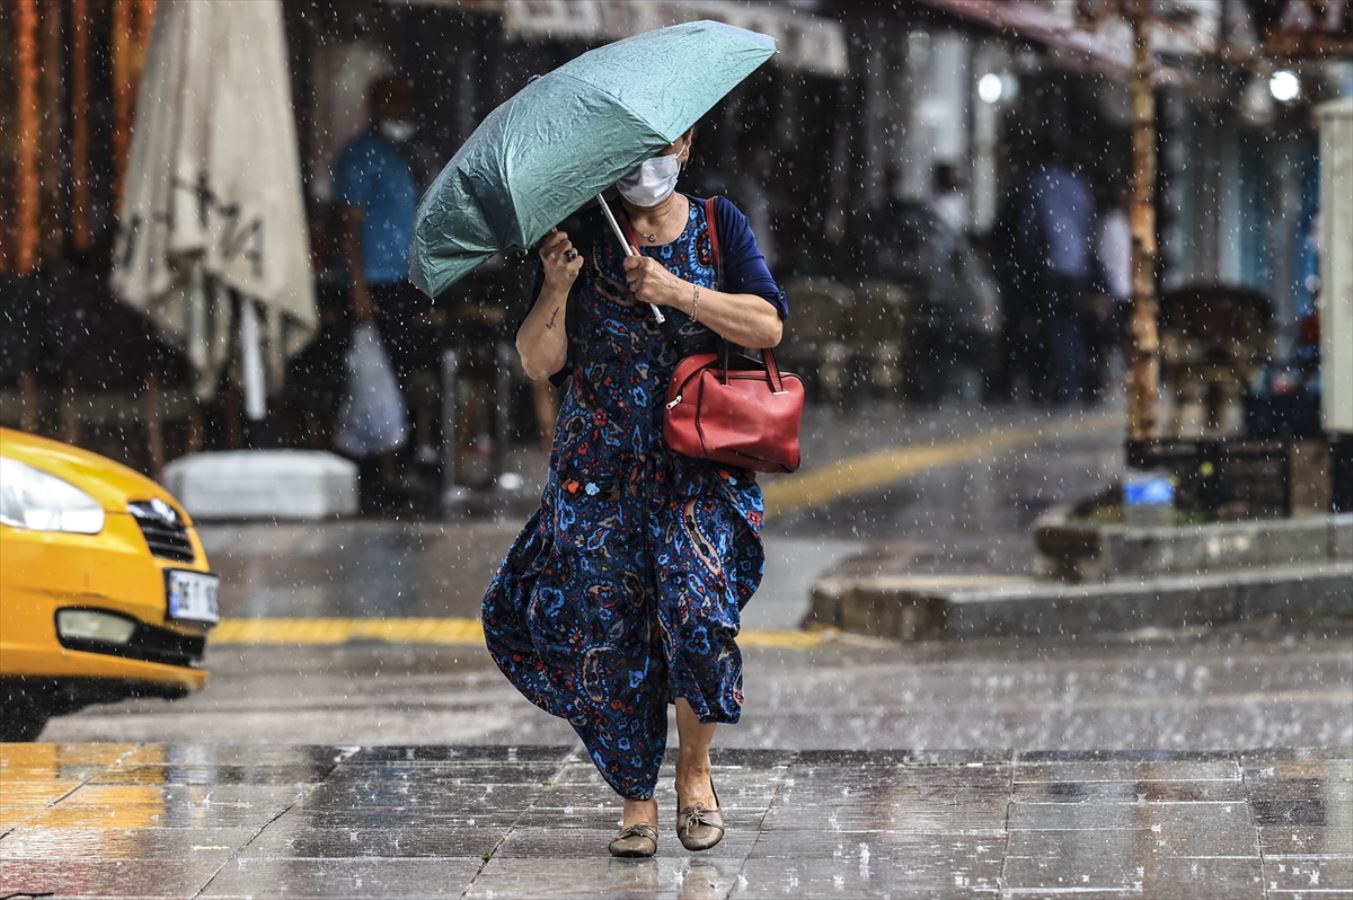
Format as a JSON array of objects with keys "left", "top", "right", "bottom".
[{"left": 0, "top": 428, "right": 217, "bottom": 741}]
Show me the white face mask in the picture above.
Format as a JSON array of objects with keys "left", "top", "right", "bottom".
[
  {"left": 616, "top": 151, "right": 681, "bottom": 208},
  {"left": 380, "top": 119, "right": 416, "bottom": 143}
]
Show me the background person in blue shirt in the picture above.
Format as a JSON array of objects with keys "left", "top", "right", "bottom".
[
  {"left": 1015, "top": 140, "right": 1099, "bottom": 408},
  {"left": 335, "top": 74, "right": 437, "bottom": 509}
]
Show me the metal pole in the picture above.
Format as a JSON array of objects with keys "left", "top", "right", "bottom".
[
  {"left": 1127, "top": 0, "right": 1160, "bottom": 445},
  {"left": 14, "top": 0, "right": 39, "bottom": 274},
  {"left": 238, "top": 293, "right": 267, "bottom": 448},
  {"left": 440, "top": 348, "right": 471, "bottom": 510},
  {"left": 70, "top": 0, "right": 92, "bottom": 252},
  {"left": 38, "top": 0, "right": 64, "bottom": 263},
  {"left": 111, "top": 0, "right": 132, "bottom": 202},
  {"left": 492, "top": 341, "right": 512, "bottom": 487}
]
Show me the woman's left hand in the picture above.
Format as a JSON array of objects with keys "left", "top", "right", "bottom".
[{"left": 622, "top": 256, "right": 682, "bottom": 307}]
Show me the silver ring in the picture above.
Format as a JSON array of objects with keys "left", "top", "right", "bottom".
[{"left": 564, "top": 249, "right": 578, "bottom": 262}]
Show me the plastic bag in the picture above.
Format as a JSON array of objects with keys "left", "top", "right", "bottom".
[{"left": 334, "top": 323, "right": 408, "bottom": 458}]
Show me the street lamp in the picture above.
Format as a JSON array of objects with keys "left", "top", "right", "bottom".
[
  {"left": 1270, "top": 69, "right": 1301, "bottom": 102},
  {"left": 977, "top": 72, "right": 1016, "bottom": 105},
  {"left": 978, "top": 72, "right": 1004, "bottom": 104}
]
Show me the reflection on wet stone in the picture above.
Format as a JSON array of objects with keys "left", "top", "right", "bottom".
[
  {"left": 244, "top": 823, "right": 502, "bottom": 858},
  {"left": 1014, "top": 759, "right": 1243, "bottom": 783},
  {"left": 1012, "top": 780, "right": 1251, "bottom": 803},
  {"left": 202, "top": 857, "right": 485, "bottom": 899},
  {"left": 1002, "top": 854, "right": 1266, "bottom": 900},
  {"left": 2, "top": 744, "right": 1351, "bottom": 897},
  {"left": 0, "top": 826, "right": 258, "bottom": 860},
  {"left": 87, "top": 763, "right": 338, "bottom": 786},
  {"left": 1259, "top": 823, "right": 1353, "bottom": 856},
  {"left": 1263, "top": 855, "right": 1353, "bottom": 894},
  {"left": 0, "top": 858, "right": 223, "bottom": 899}
]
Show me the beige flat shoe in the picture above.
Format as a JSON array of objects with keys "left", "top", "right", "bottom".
[
  {"left": 676, "top": 776, "right": 725, "bottom": 852},
  {"left": 608, "top": 821, "right": 658, "bottom": 858}
]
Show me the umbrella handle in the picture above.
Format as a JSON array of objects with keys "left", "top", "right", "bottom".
[{"left": 596, "top": 194, "right": 665, "bottom": 324}]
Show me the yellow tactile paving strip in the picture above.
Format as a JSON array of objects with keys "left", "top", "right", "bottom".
[
  {"left": 207, "top": 617, "right": 830, "bottom": 649},
  {"left": 761, "top": 410, "right": 1123, "bottom": 517}
]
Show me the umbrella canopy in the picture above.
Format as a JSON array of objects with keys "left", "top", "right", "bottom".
[
  {"left": 111, "top": 0, "right": 316, "bottom": 401},
  {"left": 410, "top": 20, "right": 776, "bottom": 299}
]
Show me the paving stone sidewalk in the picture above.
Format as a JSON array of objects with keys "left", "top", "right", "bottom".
[{"left": 1, "top": 744, "right": 1349, "bottom": 899}]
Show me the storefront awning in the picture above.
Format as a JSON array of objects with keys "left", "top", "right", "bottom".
[
  {"left": 505, "top": 0, "right": 846, "bottom": 76},
  {"left": 914, "top": 0, "right": 1134, "bottom": 72},
  {"left": 390, "top": 0, "right": 847, "bottom": 76},
  {"left": 913, "top": 0, "right": 1233, "bottom": 89}
]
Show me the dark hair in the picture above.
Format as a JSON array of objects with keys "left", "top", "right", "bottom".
[
  {"left": 368, "top": 74, "right": 411, "bottom": 111},
  {"left": 932, "top": 162, "right": 961, "bottom": 193}
]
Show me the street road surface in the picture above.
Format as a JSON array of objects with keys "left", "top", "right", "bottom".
[{"left": 40, "top": 402, "right": 1352, "bottom": 751}]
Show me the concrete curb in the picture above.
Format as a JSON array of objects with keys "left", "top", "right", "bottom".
[
  {"left": 807, "top": 563, "right": 1353, "bottom": 642},
  {"left": 1034, "top": 509, "right": 1353, "bottom": 582}
]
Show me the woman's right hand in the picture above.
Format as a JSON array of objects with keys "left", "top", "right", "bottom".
[{"left": 540, "top": 229, "right": 583, "bottom": 290}]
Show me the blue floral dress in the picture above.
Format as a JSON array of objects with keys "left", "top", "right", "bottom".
[{"left": 482, "top": 195, "right": 783, "bottom": 800}]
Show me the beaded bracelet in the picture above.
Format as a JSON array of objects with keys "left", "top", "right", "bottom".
[{"left": 691, "top": 284, "right": 701, "bottom": 324}]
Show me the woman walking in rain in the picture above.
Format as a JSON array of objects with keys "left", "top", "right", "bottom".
[{"left": 481, "top": 126, "right": 788, "bottom": 857}]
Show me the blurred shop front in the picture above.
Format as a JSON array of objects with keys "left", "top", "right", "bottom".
[
  {"left": 0, "top": 0, "right": 851, "bottom": 491},
  {"left": 2, "top": 0, "right": 1348, "bottom": 491},
  {"left": 282, "top": 0, "right": 850, "bottom": 500},
  {"left": 885, "top": 0, "right": 1345, "bottom": 380}
]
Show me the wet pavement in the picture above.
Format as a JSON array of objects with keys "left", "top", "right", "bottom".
[
  {"left": 43, "top": 398, "right": 1353, "bottom": 753},
  {"left": 18, "top": 400, "right": 1353, "bottom": 896},
  {"left": 41, "top": 622, "right": 1353, "bottom": 752},
  {"left": 191, "top": 402, "right": 1126, "bottom": 633},
  {"left": 2, "top": 743, "right": 1349, "bottom": 898}
]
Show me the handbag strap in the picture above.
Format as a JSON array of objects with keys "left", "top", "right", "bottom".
[
  {"left": 705, "top": 196, "right": 785, "bottom": 393},
  {"left": 702, "top": 196, "right": 733, "bottom": 377},
  {"left": 620, "top": 195, "right": 785, "bottom": 394},
  {"left": 703, "top": 196, "right": 722, "bottom": 290}
]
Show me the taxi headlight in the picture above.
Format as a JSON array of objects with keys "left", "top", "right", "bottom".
[
  {"left": 0, "top": 457, "right": 105, "bottom": 534},
  {"left": 57, "top": 609, "right": 137, "bottom": 645}
]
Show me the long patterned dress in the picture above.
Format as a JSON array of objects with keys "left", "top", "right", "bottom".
[{"left": 481, "top": 196, "right": 778, "bottom": 800}]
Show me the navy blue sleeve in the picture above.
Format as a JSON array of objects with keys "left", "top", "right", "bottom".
[{"left": 713, "top": 196, "right": 788, "bottom": 319}]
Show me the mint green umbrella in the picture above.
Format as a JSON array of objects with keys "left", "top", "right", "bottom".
[{"left": 408, "top": 20, "right": 776, "bottom": 314}]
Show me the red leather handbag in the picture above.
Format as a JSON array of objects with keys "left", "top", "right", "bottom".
[
  {"left": 663, "top": 340, "right": 804, "bottom": 473},
  {"left": 623, "top": 197, "right": 803, "bottom": 474}
]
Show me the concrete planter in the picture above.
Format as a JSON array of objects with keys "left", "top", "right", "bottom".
[
  {"left": 1034, "top": 507, "right": 1353, "bottom": 583},
  {"left": 808, "top": 509, "right": 1353, "bottom": 644},
  {"left": 806, "top": 563, "right": 1353, "bottom": 644},
  {"left": 163, "top": 450, "right": 358, "bottom": 521}
]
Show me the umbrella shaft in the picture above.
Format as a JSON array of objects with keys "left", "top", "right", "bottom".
[{"left": 596, "top": 194, "right": 664, "bottom": 324}]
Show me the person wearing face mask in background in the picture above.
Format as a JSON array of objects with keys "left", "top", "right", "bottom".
[
  {"left": 483, "top": 125, "right": 789, "bottom": 858},
  {"left": 334, "top": 73, "right": 441, "bottom": 512}
]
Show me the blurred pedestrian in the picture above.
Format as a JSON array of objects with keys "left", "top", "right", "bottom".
[
  {"left": 909, "top": 162, "right": 976, "bottom": 404},
  {"left": 1016, "top": 144, "right": 1098, "bottom": 407},
  {"left": 984, "top": 189, "right": 1030, "bottom": 404},
  {"left": 931, "top": 162, "right": 966, "bottom": 236},
  {"left": 448, "top": 259, "right": 511, "bottom": 486},
  {"left": 334, "top": 74, "right": 439, "bottom": 511},
  {"left": 481, "top": 126, "right": 788, "bottom": 858},
  {"left": 1084, "top": 181, "right": 1132, "bottom": 403}
]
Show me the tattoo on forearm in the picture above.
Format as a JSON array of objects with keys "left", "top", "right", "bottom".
[{"left": 545, "top": 306, "right": 561, "bottom": 330}]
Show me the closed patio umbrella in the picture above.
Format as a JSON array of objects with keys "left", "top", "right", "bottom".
[{"left": 111, "top": 0, "right": 316, "bottom": 422}]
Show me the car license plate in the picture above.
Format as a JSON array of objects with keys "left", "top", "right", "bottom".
[{"left": 166, "top": 570, "right": 220, "bottom": 624}]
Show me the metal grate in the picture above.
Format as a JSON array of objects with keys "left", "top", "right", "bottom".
[{"left": 128, "top": 500, "right": 195, "bottom": 562}]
